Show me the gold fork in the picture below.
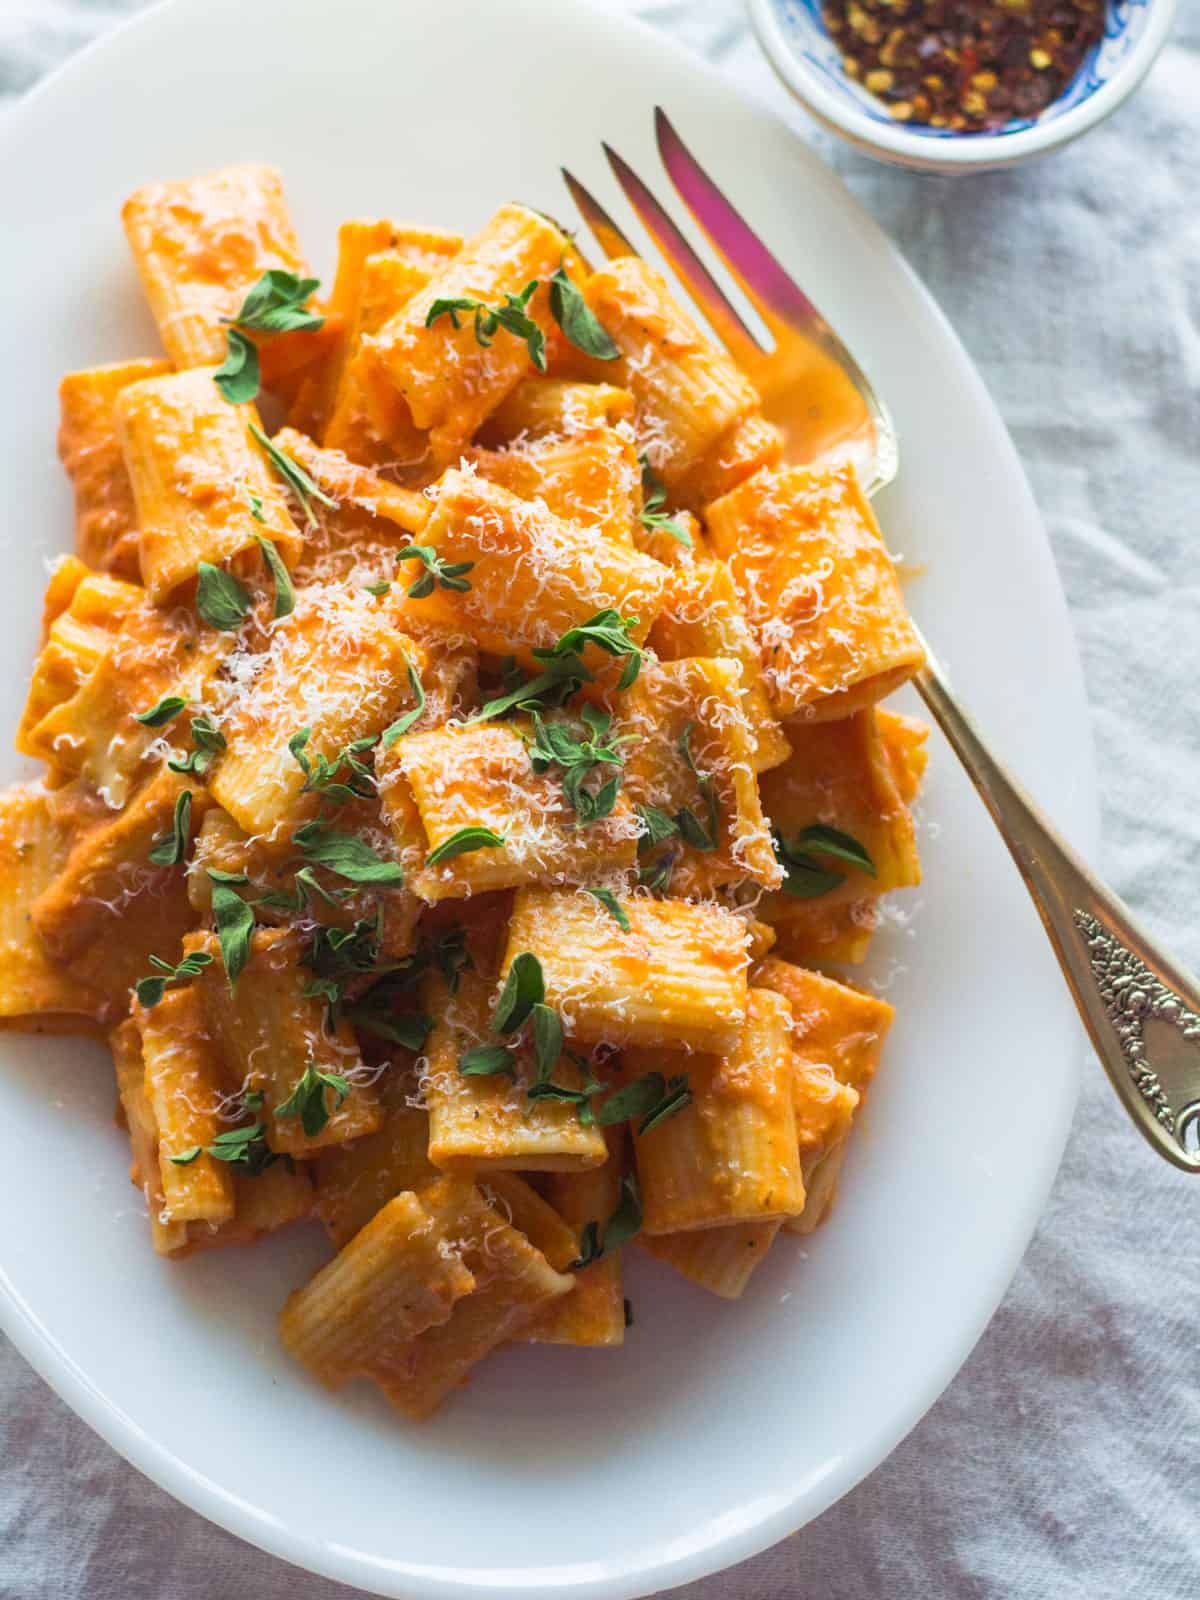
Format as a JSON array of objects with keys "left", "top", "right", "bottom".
[{"left": 563, "top": 109, "right": 1200, "bottom": 1173}]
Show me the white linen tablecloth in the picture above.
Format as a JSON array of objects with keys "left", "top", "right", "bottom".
[{"left": 1, "top": 2, "right": 1197, "bottom": 1595}]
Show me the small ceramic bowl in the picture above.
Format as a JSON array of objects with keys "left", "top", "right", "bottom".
[{"left": 746, "top": 0, "right": 1179, "bottom": 172}]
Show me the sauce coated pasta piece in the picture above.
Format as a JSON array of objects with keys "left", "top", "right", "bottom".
[
  {"left": 364, "top": 204, "right": 574, "bottom": 469},
  {"left": 325, "top": 1179, "right": 573, "bottom": 1420},
  {"left": 208, "top": 583, "right": 427, "bottom": 836},
  {"left": 758, "top": 707, "right": 924, "bottom": 964},
  {"left": 753, "top": 957, "right": 894, "bottom": 1233},
  {"left": 58, "top": 360, "right": 172, "bottom": 579},
  {"left": 17, "top": 565, "right": 143, "bottom": 772},
  {"left": 620, "top": 655, "right": 781, "bottom": 897},
  {"left": 0, "top": 785, "right": 110, "bottom": 1029},
  {"left": 112, "top": 1016, "right": 313, "bottom": 1257},
  {"left": 31, "top": 767, "right": 206, "bottom": 1010},
  {"left": 26, "top": 589, "right": 228, "bottom": 808},
  {"left": 314, "top": 1068, "right": 438, "bottom": 1249},
  {"left": 409, "top": 468, "right": 667, "bottom": 672},
  {"left": 639, "top": 1220, "right": 781, "bottom": 1300},
  {"left": 627, "top": 988, "right": 804, "bottom": 1235},
  {"left": 134, "top": 983, "right": 236, "bottom": 1228},
  {"left": 279, "top": 1183, "right": 479, "bottom": 1393},
  {"left": 478, "top": 377, "right": 636, "bottom": 445},
  {"left": 122, "top": 163, "right": 310, "bottom": 370},
  {"left": 648, "top": 559, "right": 791, "bottom": 774},
  {"left": 376, "top": 719, "right": 639, "bottom": 902},
  {"left": 577, "top": 256, "right": 761, "bottom": 499},
  {"left": 287, "top": 220, "right": 463, "bottom": 438},
  {"left": 468, "top": 427, "right": 641, "bottom": 547},
  {"left": 704, "top": 461, "right": 925, "bottom": 721},
  {"left": 190, "top": 926, "right": 382, "bottom": 1159},
  {"left": 420, "top": 957, "right": 608, "bottom": 1173},
  {"left": 525, "top": 1129, "right": 628, "bottom": 1346},
  {"left": 115, "top": 368, "right": 302, "bottom": 601},
  {"left": 502, "top": 886, "right": 750, "bottom": 1053}
]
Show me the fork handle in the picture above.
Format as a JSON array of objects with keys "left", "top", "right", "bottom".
[{"left": 914, "top": 658, "right": 1200, "bottom": 1172}]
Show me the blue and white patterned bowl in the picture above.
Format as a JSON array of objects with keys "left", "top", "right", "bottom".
[{"left": 747, "top": 0, "right": 1178, "bottom": 171}]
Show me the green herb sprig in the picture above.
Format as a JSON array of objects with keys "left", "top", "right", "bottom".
[
  {"left": 526, "top": 704, "right": 633, "bottom": 825},
  {"left": 210, "top": 872, "right": 255, "bottom": 988},
  {"left": 249, "top": 422, "right": 337, "bottom": 530},
  {"left": 276, "top": 1063, "right": 352, "bottom": 1137},
  {"left": 135, "top": 695, "right": 186, "bottom": 728},
  {"left": 426, "top": 280, "right": 547, "bottom": 371},
  {"left": 598, "top": 1071, "right": 692, "bottom": 1134},
  {"left": 381, "top": 663, "right": 427, "bottom": 748},
  {"left": 167, "top": 715, "right": 226, "bottom": 778},
  {"left": 171, "top": 1118, "right": 278, "bottom": 1176},
  {"left": 298, "top": 911, "right": 389, "bottom": 1031},
  {"left": 572, "top": 1173, "right": 642, "bottom": 1269},
  {"left": 294, "top": 821, "right": 404, "bottom": 887},
  {"left": 254, "top": 533, "right": 295, "bottom": 619},
  {"left": 638, "top": 457, "right": 692, "bottom": 548},
  {"left": 425, "top": 825, "right": 506, "bottom": 867},
  {"left": 548, "top": 266, "right": 619, "bottom": 360},
  {"left": 214, "top": 270, "right": 324, "bottom": 404},
  {"left": 395, "top": 544, "right": 474, "bottom": 599},
  {"left": 773, "top": 824, "right": 876, "bottom": 899},
  {"left": 675, "top": 722, "right": 720, "bottom": 850},
  {"left": 148, "top": 790, "right": 193, "bottom": 867},
  {"left": 585, "top": 886, "right": 630, "bottom": 932},
  {"left": 288, "top": 728, "right": 376, "bottom": 805},
  {"left": 135, "top": 948, "right": 213, "bottom": 1008},
  {"left": 195, "top": 562, "right": 252, "bottom": 632},
  {"left": 535, "top": 608, "right": 644, "bottom": 689}
]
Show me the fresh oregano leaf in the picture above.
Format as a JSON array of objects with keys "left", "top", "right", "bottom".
[{"left": 195, "top": 562, "right": 251, "bottom": 632}]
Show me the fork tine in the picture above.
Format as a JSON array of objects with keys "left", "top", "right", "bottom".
[
  {"left": 560, "top": 168, "right": 639, "bottom": 262},
  {"left": 601, "top": 141, "right": 767, "bottom": 364},
  {"left": 654, "top": 106, "right": 823, "bottom": 334}
]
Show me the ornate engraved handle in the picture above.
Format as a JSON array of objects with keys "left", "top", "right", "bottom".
[{"left": 914, "top": 641, "right": 1200, "bottom": 1172}]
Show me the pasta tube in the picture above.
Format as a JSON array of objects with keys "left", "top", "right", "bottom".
[
  {"left": 376, "top": 720, "right": 639, "bottom": 901},
  {"left": 704, "top": 462, "right": 925, "bottom": 721},
  {"left": 135, "top": 984, "right": 236, "bottom": 1226},
  {"left": 208, "top": 584, "right": 426, "bottom": 836},
  {"left": 365, "top": 204, "right": 573, "bottom": 468},
  {"left": 192, "top": 927, "right": 382, "bottom": 1158},
  {"left": 347, "top": 1180, "right": 573, "bottom": 1419},
  {"left": 468, "top": 427, "right": 640, "bottom": 546},
  {"left": 314, "top": 1069, "right": 437, "bottom": 1248},
  {"left": 577, "top": 257, "right": 760, "bottom": 497},
  {"left": 502, "top": 886, "right": 749, "bottom": 1052},
  {"left": 0, "top": 785, "right": 109, "bottom": 1027},
  {"left": 479, "top": 378, "right": 635, "bottom": 444},
  {"left": 279, "top": 1183, "right": 478, "bottom": 1390},
  {"left": 115, "top": 368, "right": 302, "bottom": 600},
  {"left": 122, "top": 163, "right": 309, "bottom": 369},
  {"left": 421, "top": 960, "right": 607, "bottom": 1172},
  {"left": 406, "top": 468, "right": 666, "bottom": 672},
  {"left": 30, "top": 768, "right": 205, "bottom": 1009},
  {"left": 58, "top": 360, "right": 171, "bottom": 578},
  {"left": 640, "top": 1220, "right": 780, "bottom": 1299},
  {"left": 629, "top": 988, "right": 804, "bottom": 1234},
  {"left": 621, "top": 656, "right": 781, "bottom": 896},
  {"left": 648, "top": 559, "right": 790, "bottom": 773}
]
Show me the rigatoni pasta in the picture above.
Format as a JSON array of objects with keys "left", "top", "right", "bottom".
[
  {"left": 0, "top": 166, "right": 929, "bottom": 1419},
  {"left": 705, "top": 462, "right": 925, "bottom": 720}
]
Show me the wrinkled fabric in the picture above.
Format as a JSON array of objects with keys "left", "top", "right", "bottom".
[{"left": 1, "top": 2, "right": 1198, "bottom": 1596}]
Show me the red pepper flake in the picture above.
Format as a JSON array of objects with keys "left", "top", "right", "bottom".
[{"left": 823, "top": 0, "right": 1106, "bottom": 130}]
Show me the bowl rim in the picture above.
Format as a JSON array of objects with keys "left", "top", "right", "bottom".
[{"left": 746, "top": 0, "right": 1180, "bottom": 170}]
